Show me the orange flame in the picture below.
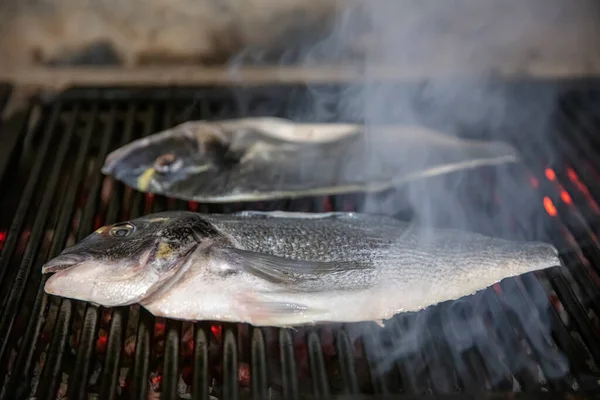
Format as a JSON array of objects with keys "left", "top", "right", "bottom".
[
  {"left": 543, "top": 197, "right": 557, "bottom": 217},
  {"left": 543, "top": 168, "right": 573, "bottom": 207},
  {"left": 566, "top": 167, "right": 578, "bottom": 183},
  {"left": 560, "top": 189, "right": 572, "bottom": 205}
]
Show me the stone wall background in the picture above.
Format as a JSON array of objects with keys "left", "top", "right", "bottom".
[{"left": 0, "top": 0, "right": 598, "bottom": 76}]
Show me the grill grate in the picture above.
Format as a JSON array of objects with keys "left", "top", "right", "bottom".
[{"left": 0, "top": 83, "right": 600, "bottom": 399}]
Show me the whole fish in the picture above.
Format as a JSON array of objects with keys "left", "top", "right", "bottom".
[
  {"left": 41, "top": 211, "right": 560, "bottom": 327},
  {"left": 101, "top": 118, "right": 520, "bottom": 203}
]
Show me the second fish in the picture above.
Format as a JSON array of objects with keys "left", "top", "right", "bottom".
[{"left": 102, "top": 117, "right": 520, "bottom": 202}]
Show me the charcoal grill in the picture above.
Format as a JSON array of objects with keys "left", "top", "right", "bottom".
[{"left": 1, "top": 81, "right": 600, "bottom": 400}]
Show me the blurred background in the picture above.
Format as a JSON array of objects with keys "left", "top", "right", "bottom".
[{"left": 0, "top": 0, "right": 599, "bottom": 80}]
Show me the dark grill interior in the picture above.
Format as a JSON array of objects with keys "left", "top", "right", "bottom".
[{"left": 0, "top": 82, "right": 600, "bottom": 399}]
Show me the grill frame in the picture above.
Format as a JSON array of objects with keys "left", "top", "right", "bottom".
[{"left": 0, "top": 82, "right": 600, "bottom": 399}]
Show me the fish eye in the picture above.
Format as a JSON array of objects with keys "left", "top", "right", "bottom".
[
  {"left": 109, "top": 223, "right": 135, "bottom": 238},
  {"left": 154, "top": 153, "right": 182, "bottom": 174}
]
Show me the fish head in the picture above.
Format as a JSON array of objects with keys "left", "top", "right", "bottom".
[
  {"left": 101, "top": 122, "right": 236, "bottom": 197},
  {"left": 41, "top": 211, "right": 213, "bottom": 306}
]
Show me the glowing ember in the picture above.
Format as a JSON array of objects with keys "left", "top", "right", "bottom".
[
  {"left": 239, "top": 362, "right": 251, "bottom": 386},
  {"left": 211, "top": 325, "right": 222, "bottom": 338},
  {"left": 96, "top": 333, "right": 108, "bottom": 353},
  {"left": 543, "top": 197, "right": 557, "bottom": 217},
  {"left": 566, "top": 166, "right": 600, "bottom": 213},
  {"left": 542, "top": 167, "right": 576, "bottom": 208},
  {"left": 528, "top": 176, "right": 539, "bottom": 189},
  {"left": 544, "top": 168, "right": 556, "bottom": 181},
  {"left": 566, "top": 167, "right": 579, "bottom": 183},
  {"left": 560, "top": 189, "right": 572, "bottom": 205},
  {"left": 155, "top": 320, "right": 166, "bottom": 337},
  {"left": 94, "top": 215, "right": 104, "bottom": 230},
  {"left": 0, "top": 231, "right": 6, "bottom": 250}
]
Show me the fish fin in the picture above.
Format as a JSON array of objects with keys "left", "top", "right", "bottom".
[
  {"left": 246, "top": 300, "right": 311, "bottom": 314},
  {"left": 239, "top": 294, "right": 322, "bottom": 326},
  {"left": 216, "top": 247, "right": 369, "bottom": 286},
  {"left": 233, "top": 210, "right": 360, "bottom": 220}
]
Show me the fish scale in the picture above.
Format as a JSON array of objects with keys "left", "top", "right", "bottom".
[
  {"left": 203, "top": 212, "right": 397, "bottom": 263},
  {"left": 41, "top": 210, "right": 561, "bottom": 326}
]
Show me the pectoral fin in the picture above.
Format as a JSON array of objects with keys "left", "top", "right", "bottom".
[
  {"left": 237, "top": 293, "right": 326, "bottom": 327},
  {"left": 245, "top": 299, "right": 311, "bottom": 314},
  {"left": 214, "top": 247, "right": 370, "bottom": 286}
]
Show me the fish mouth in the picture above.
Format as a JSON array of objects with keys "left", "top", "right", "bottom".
[
  {"left": 102, "top": 140, "right": 148, "bottom": 175},
  {"left": 102, "top": 147, "right": 129, "bottom": 175},
  {"left": 41, "top": 253, "right": 93, "bottom": 274},
  {"left": 43, "top": 250, "right": 156, "bottom": 306},
  {"left": 102, "top": 129, "right": 184, "bottom": 176},
  {"left": 103, "top": 150, "right": 164, "bottom": 193}
]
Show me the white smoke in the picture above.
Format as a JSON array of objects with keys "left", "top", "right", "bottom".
[
  {"left": 227, "top": 0, "right": 599, "bottom": 226},
  {"left": 225, "top": 0, "right": 597, "bottom": 386}
]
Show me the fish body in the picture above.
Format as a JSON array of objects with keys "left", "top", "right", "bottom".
[
  {"left": 41, "top": 211, "right": 561, "bottom": 327},
  {"left": 102, "top": 118, "right": 520, "bottom": 202}
]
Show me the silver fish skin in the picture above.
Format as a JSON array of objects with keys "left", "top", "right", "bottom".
[
  {"left": 41, "top": 211, "right": 560, "bottom": 327},
  {"left": 101, "top": 117, "right": 520, "bottom": 203}
]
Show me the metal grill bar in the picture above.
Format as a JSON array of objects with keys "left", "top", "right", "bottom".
[
  {"left": 251, "top": 327, "right": 268, "bottom": 398},
  {"left": 69, "top": 305, "right": 99, "bottom": 399},
  {"left": 193, "top": 323, "right": 210, "bottom": 400},
  {"left": 335, "top": 330, "right": 359, "bottom": 394},
  {"left": 224, "top": 326, "right": 239, "bottom": 400},
  {"left": 0, "top": 84, "right": 600, "bottom": 399},
  {"left": 132, "top": 308, "right": 154, "bottom": 399},
  {"left": 2, "top": 105, "right": 81, "bottom": 399},
  {"left": 280, "top": 328, "right": 299, "bottom": 400},
  {"left": 100, "top": 306, "right": 128, "bottom": 400},
  {"left": 308, "top": 330, "right": 330, "bottom": 398},
  {"left": 163, "top": 320, "right": 182, "bottom": 400},
  {"left": 0, "top": 104, "right": 60, "bottom": 287}
]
